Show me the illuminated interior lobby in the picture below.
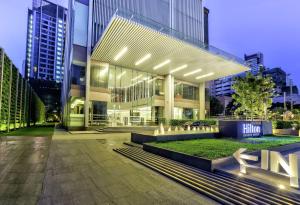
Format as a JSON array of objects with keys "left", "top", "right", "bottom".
[{"left": 62, "top": 1, "right": 248, "bottom": 130}]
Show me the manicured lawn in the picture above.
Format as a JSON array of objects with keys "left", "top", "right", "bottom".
[
  {"left": 150, "top": 136, "right": 300, "bottom": 160},
  {"left": 0, "top": 126, "right": 54, "bottom": 137}
]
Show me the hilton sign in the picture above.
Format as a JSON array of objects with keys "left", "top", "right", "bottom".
[
  {"left": 242, "top": 123, "right": 261, "bottom": 137},
  {"left": 219, "top": 120, "right": 272, "bottom": 138},
  {"left": 234, "top": 148, "right": 299, "bottom": 188}
]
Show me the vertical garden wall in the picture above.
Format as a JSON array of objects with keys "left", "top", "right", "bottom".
[{"left": 0, "top": 48, "right": 45, "bottom": 132}]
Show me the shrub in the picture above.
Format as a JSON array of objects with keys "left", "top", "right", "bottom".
[
  {"left": 169, "top": 119, "right": 190, "bottom": 126},
  {"left": 202, "top": 119, "right": 217, "bottom": 126},
  {"left": 273, "top": 120, "right": 299, "bottom": 129},
  {"left": 169, "top": 119, "right": 217, "bottom": 127}
]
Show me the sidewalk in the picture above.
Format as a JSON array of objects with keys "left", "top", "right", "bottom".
[{"left": 38, "top": 128, "right": 218, "bottom": 205}]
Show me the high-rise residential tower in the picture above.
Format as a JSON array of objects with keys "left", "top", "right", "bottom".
[
  {"left": 210, "top": 52, "right": 264, "bottom": 97},
  {"left": 62, "top": 0, "right": 248, "bottom": 130},
  {"left": 244, "top": 52, "right": 264, "bottom": 75},
  {"left": 25, "top": 0, "right": 67, "bottom": 82}
]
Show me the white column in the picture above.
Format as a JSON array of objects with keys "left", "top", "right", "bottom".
[
  {"left": 84, "top": 59, "right": 91, "bottom": 128},
  {"left": 164, "top": 74, "right": 174, "bottom": 123},
  {"left": 84, "top": 0, "right": 93, "bottom": 129},
  {"left": 199, "top": 82, "right": 205, "bottom": 120}
]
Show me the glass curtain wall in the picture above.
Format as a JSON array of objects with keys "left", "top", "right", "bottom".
[
  {"left": 89, "top": 62, "right": 160, "bottom": 126},
  {"left": 174, "top": 81, "right": 199, "bottom": 120},
  {"left": 108, "top": 65, "right": 157, "bottom": 126},
  {"left": 174, "top": 81, "right": 199, "bottom": 100}
]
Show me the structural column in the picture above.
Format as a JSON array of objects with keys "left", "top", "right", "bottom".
[
  {"left": 84, "top": 0, "right": 93, "bottom": 129},
  {"left": 199, "top": 82, "right": 206, "bottom": 120},
  {"left": 164, "top": 74, "right": 174, "bottom": 124}
]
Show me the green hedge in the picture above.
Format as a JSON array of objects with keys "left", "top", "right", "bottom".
[
  {"left": 169, "top": 119, "right": 217, "bottom": 127},
  {"left": 273, "top": 120, "right": 299, "bottom": 130}
]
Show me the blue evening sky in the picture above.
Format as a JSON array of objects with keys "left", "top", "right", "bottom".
[{"left": 0, "top": 0, "right": 299, "bottom": 87}]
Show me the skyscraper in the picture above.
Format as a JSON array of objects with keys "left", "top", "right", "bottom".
[
  {"left": 203, "top": 7, "right": 209, "bottom": 45},
  {"left": 210, "top": 52, "right": 264, "bottom": 97},
  {"left": 25, "top": 0, "right": 67, "bottom": 82},
  {"left": 244, "top": 52, "right": 264, "bottom": 75}
]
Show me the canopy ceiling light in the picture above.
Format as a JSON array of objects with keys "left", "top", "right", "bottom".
[
  {"left": 170, "top": 64, "right": 188, "bottom": 74},
  {"left": 131, "top": 74, "right": 143, "bottom": 81},
  {"left": 117, "top": 71, "right": 126, "bottom": 79},
  {"left": 153, "top": 59, "right": 171, "bottom": 70},
  {"left": 184, "top": 69, "right": 202, "bottom": 77},
  {"left": 135, "top": 53, "right": 152, "bottom": 66},
  {"left": 114, "top": 47, "right": 128, "bottom": 61},
  {"left": 196, "top": 72, "right": 214, "bottom": 79}
]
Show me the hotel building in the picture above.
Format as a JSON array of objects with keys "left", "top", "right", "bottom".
[{"left": 62, "top": 0, "right": 248, "bottom": 130}]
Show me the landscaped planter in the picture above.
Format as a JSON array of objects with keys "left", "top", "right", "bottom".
[
  {"left": 143, "top": 141, "right": 300, "bottom": 172},
  {"left": 131, "top": 132, "right": 215, "bottom": 144},
  {"left": 143, "top": 143, "right": 229, "bottom": 171},
  {"left": 273, "top": 129, "right": 299, "bottom": 136}
]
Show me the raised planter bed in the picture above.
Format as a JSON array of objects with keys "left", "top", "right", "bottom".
[
  {"left": 143, "top": 143, "right": 230, "bottom": 171},
  {"left": 132, "top": 132, "right": 215, "bottom": 144},
  {"left": 143, "top": 141, "right": 300, "bottom": 172},
  {"left": 273, "top": 129, "right": 299, "bottom": 136}
]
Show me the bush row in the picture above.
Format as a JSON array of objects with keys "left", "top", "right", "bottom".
[
  {"left": 273, "top": 120, "right": 299, "bottom": 130},
  {"left": 169, "top": 119, "right": 217, "bottom": 127}
]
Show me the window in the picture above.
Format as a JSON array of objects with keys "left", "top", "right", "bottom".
[
  {"left": 71, "top": 64, "right": 85, "bottom": 85},
  {"left": 90, "top": 63, "right": 108, "bottom": 88},
  {"left": 174, "top": 82, "right": 199, "bottom": 100},
  {"left": 155, "top": 79, "right": 164, "bottom": 96}
]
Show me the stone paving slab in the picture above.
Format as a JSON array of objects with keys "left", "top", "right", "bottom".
[
  {"left": 1, "top": 132, "right": 219, "bottom": 205},
  {"left": 0, "top": 137, "right": 51, "bottom": 205},
  {"left": 39, "top": 131, "right": 219, "bottom": 205}
]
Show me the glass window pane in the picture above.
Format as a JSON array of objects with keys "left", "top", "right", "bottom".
[{"left": 90, "top": 63, "right": 108, "bottom": 88}]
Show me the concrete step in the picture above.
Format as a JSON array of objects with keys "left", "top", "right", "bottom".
[
  {"left": 114, "top": 147, "right": 300, "bottom": 205},
  {"left": 123, "top": 142, "right": 143, "bottom": 148}
]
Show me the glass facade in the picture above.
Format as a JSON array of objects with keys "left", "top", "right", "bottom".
[
  {"left": 174, "top": 82, "right": 199, "bottom": 100},
  {"left": 84, "top": 62, "right": 202, "bottom": 126},
  {"left": 88, "top": 63, "right": 164, "bottom": 126}
]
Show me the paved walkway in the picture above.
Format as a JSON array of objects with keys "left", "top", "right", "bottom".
[
  {"left": 0, "top": 129, "right": 218, "bottom": 205},
  {"left": 0, "top": 137, "right": 51, "bottom": 205}
]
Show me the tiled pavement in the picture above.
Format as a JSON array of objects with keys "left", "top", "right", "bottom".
[
  {"left": 0, "top": 131, "right": 218, "bottom": 205},
  {"left": 0, "top": 137, "right": 51, "bottom": 205}
]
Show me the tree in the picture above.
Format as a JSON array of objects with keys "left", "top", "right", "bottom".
[
  {"left": 210, "top": 97, "right": 224, "bottom": 116},
  {"left": 225, "top": 99, "right": 239, "bottom": 116},
  {"left": 232, "top": 72, "right": 275, "bottom": 120}
]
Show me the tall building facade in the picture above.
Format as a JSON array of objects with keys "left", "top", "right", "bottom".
[
  {"left": 244, "top": 52, "right": 264, "bottom": 75},
  {"left": 25, "top": 0, "right": 67, "bottom": 82},
  {"left": 210, "top": 52, "right": 264, "bottom": 97},
  {"left": 203, "top": 7, "right": 209, "bottom": 45},
  {"left": 62, "top": 0, "right": 248, "bottom": 130}
]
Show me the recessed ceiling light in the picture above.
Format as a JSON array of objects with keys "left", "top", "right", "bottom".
[
  {"left": 170, "top": 64, "right": 188, "bottom": 74},
  {"left": 153, "top": 59, "right": 171, "bottom": 70},
  {"left": 148, "top": 77, "right": 158, "bottom": 83},
  {"left": 183, "top": 69, "right": 202, "bottom": 77},
  {"left": 117, "top": 71, "right": 126, "bottom": 79},
  {"left": 135, "top": 53, "right": 151, "bottom": 66},
  {"left": 114, "top": 47, "right": 128, "bottom": 61},
  {"left": 131, "top": 74, "right": 142, "bottom": 81},
  {"left": 195, "top": 72, "right": 214, "bottom": 79}
]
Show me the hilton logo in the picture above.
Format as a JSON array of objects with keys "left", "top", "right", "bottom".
[{"left": 242, "top": 123, "right": 261, "bottom": 136}]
